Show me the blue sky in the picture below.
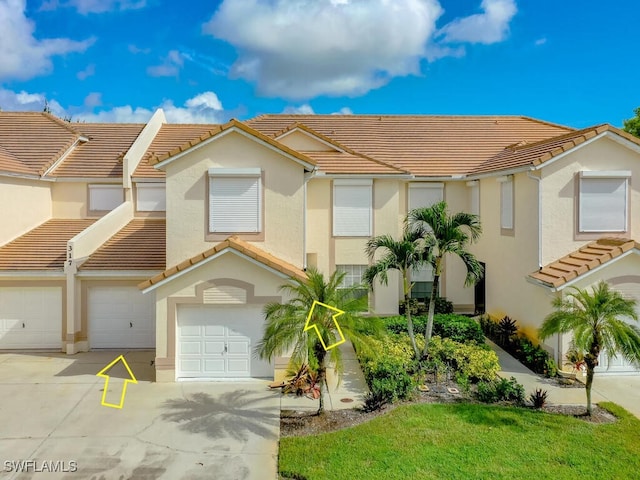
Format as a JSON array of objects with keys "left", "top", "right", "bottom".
[{"left": 1, "top": 0, "right": 639, "bottom": 128}]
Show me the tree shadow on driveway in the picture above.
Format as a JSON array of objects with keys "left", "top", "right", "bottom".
[{"left": 161, "top": 390, "right": 279, "bottom": 441}]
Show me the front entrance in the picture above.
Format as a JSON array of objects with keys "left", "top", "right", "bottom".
[{"left": 474, "top": 262, "right": 486, "bottom": 315}]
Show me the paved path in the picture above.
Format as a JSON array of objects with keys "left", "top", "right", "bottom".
[{"left": 490, "top": 340, "right": 640, "bottom": 418}]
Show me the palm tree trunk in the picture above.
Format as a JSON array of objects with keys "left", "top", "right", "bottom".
[
  {"left": 316, "top": 347, "right": 327, "bottom": 416},
  {"left": 403, "top": 269, "right": 419, "bottom": 357},
  {"left": 585, "top": 365, "right": 594, "bottom": 416},
  {"left": 423, "top": 272, "right": 441, "bottom": 357}
]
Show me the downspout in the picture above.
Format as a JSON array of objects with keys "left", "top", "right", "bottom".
[
  {"left": 527, "top": 171, "right": 542, "bottom": 269},
  {"left": 303, "top": 169, "right": 317, "bottom": 270}
]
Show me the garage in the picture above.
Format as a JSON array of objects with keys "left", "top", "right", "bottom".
[
  {"left": 88, "top": 286, "right": 155, "bottom": 349},
  {"left": 0, "top": 287, "right": 62, "bottom": 349},
  {"left": 596, "top": 280, "right": 640, "bottom": 374},
  {"left": 177, "top": 305, "right": 271, "bottom": 379}
]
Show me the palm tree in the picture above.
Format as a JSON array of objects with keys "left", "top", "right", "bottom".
[
  {"left": 539, "top": 281, "right": 640, "bottom": 415},
  {"left": 363, "top": 227, "right": 430, "bottom": 357},
  {"left": 256, "top": 267, "right": 381, "bottom": 414},
  {"left": 408, "top": 201, "right": 483, "bottom": 356}
]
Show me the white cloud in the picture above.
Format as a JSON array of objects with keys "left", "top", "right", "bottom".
[
  {"left": 332, "top": 107, "right": 353, "bottom": 115},
  {"left": 77, "top": 63, "right": 95, "bottom": 80},
  {"left": 40, "top": 0, "right": 146, "bottom": 15},
  {"left": 0, "top": 0, "right": 93, "bottom": 81},
  {"left": 204, "top": 0, "right": 444, "bottom": 99},
  {"left": 76, "top": 91, "right": 226, "bottom": 123},
  {"left": 147, "top": 49, "right": 185, "bottom": 77},
  {"left": 535, "top": 37, "right": 547, "bottom": 46},
  {"left": 128, "top": 44, "right": 151, "bottom": 55},
  {"left": 283, "top": 104, "right": 315, "bottom": 114},
  {"left": 83, "top": 92, "right": 102, "bottom": 108},
  {"left": 438, "top": 0, "right": 517, "bottom": 44},
  {"left": 0, "top": 88, "right": 65, "bottom": 116}
]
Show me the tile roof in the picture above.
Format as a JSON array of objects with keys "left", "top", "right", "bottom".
[
  {"left": 80, "top": 219, "right": 166, "bottom": 270},
  {"left": 50, "top": 123, "right": 145, "bottom": 178},
  {"left": 134, "top": 124, "right": 220, "bottom": 178},
  {"left": 247, "top": 115, "right": 573, "bottom": 176},
  {"left": 529, "top": 238, "right": 639, "bottom": 289},
  {"left": 0, "top": 219, "right": 95, "bottom": 271},
  {"left": 138, "top": 235, "right": 307, "bottom": 290},
  {"left": 300, "top": 151, "right": 407, "bottom": 174},
  {"left": 146, "top": 119, "right": 316, "bottom": 170},
  {"left": 0, "top": 145, "right": 35, "bottom": 176},
  {"left": 0, "top": 112, "right": 80, "bottom": 175},
  {"left": 471, "top": 124, "right": 640, "bottom": 175}
]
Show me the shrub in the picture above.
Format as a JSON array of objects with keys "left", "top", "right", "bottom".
[
  {"left": 398, "top": 298, "right": 420, "bottom": 316},
  {"left": 544, "top": 358, "right": 558, "bottom": 378},
  {"left": 433, "top": 314, "right": 484, "bottom": 344},
  {"left": 363, "top": 333, "right": 416, "bottom": 366},
  {"left": 425, "top": 297, "right": 454, "bottom": 314},
  {"left": 498, "top": 316, "right": 518, "bottom": 345},
  {"left": 476, "top": 377, "right": 525, "bottom": 405},
  {"left": 363, "top": 389, "right": 393, "bottom": 412},
  {"left": 364, "top": 357, "right": 415, "bottom": 403},
  {"left": 427, "top": 336, "right": 500, "bottom": 383},
  {"left": 529, "top": 389, "right": 548, "bottom": 409}
]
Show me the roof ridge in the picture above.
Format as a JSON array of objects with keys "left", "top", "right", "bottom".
[
  {"left": 42, "top": 112, "right": 84, "bottom": 135},
  {"left": 518, "top": 115, "right": 575, "bottom": 132},
  {"left": 509, "top": 123, "right": 609, "bottom": 152}
]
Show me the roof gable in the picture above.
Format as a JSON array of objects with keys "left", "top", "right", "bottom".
[{"left": 139, "top": 236, "right": 307, "bottom": 292}]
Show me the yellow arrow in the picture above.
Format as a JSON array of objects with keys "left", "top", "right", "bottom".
[
  {"left": 96, "top": 355, "right": 138, "bottom": 409},
  {"left": 304, "top": 300, "right": 346, "bottom": 351}
]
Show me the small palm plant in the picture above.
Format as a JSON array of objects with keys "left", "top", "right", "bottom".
[
  {"left": 539, "top": 281, "right": 640, "bottom": 415},
  {"left": 256, "top": 268, "right": 382, "bottom": 414}
]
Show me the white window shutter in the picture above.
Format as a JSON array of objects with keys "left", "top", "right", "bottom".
[
  {"left": 137, "top": 184, "right": 166, "bottom": 212},
  {"left": 333, "top": 181, "right": 372, "bottom": 236},
  {"left": 408, "top": 183, "right": 444, "bottom": 211},
  {"left": 580, "top": 177, "right": 627, "bottom": 232},
  {"left": 500, "top": 180, "right": 513, "bottom": 229},
  {"left": 209, "top": 176, "right": 261, "bottom": 233},
  {"left": 89, "top": 185, "right": 123, "bottom": 211},
  {"left": 469, "top": 183, "right": 480, "bottom": 216}
]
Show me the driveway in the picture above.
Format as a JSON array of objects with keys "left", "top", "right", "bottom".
[{"left": 0, "top": 351, "right": 280, "bottom": 480}]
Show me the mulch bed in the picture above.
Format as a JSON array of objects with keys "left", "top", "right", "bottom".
[{"left": 280, "top": 383, "right": 615, "bottom": 437}]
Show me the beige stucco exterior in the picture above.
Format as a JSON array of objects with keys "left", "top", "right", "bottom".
[
  {"left": 51, "top": 182, "right": 89, "bottom": 218},
  {"left": 164, "top": 131, "right": 306, "bottom": 267},
  {"left": 0, "top": 176, "right": 51, "bottom": 245}
]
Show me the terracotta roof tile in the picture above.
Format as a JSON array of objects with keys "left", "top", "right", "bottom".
[
  {"left": 0, "top": 145, "right": 36, "bottom": 175},
  {"left": 247, "top": 115, "right": 573, "bottom": 176},
  {"left": 0, "top": 219, "right": 95, "bottom": 271},
  {"left": 138, "top": 236, "right": 307, "bottom": 290},
  {"left": 51, "top": 123, "right": 145, "bottom": 178},
  {"left": 0, "top": 112, "right": 80, "bottom": 175},
  {"left": 146, "top": 119, "right": 316, "bottom": 170},
  {"left": 299, "top": 151, "right": 405, "bottom": 174},
  {"left": 134, "top": 124, "right": 221, "bottom": 178},
  {"left": 80, "top": 219, "right": 165, "bottom": 270},
  {"left": 472, "top": 124, "right": 640, "bottom": 175},
  {"left": 529, "top": 238, "right": 639, "bottom": 288}
]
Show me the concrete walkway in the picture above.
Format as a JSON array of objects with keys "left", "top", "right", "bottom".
[
  {"left": 279, "top": 342, "right": 369, "bottom": 412},
  {"left": 490, "top": 340, "right": 640, "bottom": 418}
]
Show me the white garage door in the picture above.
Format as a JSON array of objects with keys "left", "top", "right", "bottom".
[
  {"left": 596, "top": 281, "right": 640, "bottom": 374},
  {"left": 0, "top": 287, "right": 62, "bottom": 349},
  {"left": 88, "top": 286, "right": 155, "bottom": 349},
  {"left": 177, "top": 305, "right": 271, "bottom": 379}
]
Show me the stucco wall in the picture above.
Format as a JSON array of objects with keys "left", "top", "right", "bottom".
[
  {"left": 52, "top": 182, "right": 87, "bottom": 218},
  {"left": 540, "top": 136, "right": 640, "bottom": 265},
  {"left": 164, "top": 131, "right": 306, "bottom": 267},
  {"left": 0, "top": 177, "right": 52, "bottom": 245}
]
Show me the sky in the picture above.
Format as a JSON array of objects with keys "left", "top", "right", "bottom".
[{"left": 0, "top": 0, "right": 639, "bottom": 128}]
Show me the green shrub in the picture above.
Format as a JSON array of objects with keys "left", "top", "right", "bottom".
[
  {"left": 364, "top": 357, "right": 415, "bottom": 403},
  {"left": 433, "top": 314, "right": 484, "bottom": 344},
  {"left": 476, "top": 377, "right": 525, "bottom": 405},
  {"left": 529, "top": 388, "right": 548, "bottom": 409},
  {"left": 425, "top": 297, "right": 454, "bottom": 314},
  {"left": 427, "top": 336, "right": 500, "bottom": 383},
  {"left": 363, "top": 333, "right": 416, "bottom": 366}
]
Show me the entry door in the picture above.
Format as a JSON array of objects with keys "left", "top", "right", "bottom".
[{"left": 474, "top": 262, "right": 486, "bottom": 315}]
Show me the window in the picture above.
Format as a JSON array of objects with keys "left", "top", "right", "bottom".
[
  {"left": 89, "top": 185, "right": 123, "bottom": 212},
  {"left": 411, "top": 264, "right": 435, "bottom": 301},
  {"left": 208, "top": 168, "right": 261, "bottom": 233},
  {"left": 136, "top": 183, "right": 166, "bottom": 212},
  {"left": 333, "top": 179, "right": 372, "bottom": 236},
  {"left": 467, "top": 181, "right": 480, "bottom": 217},
  {"left": 336, "top": 265, "right": 368, "bottom": 304},
  {"left": 499, "top": 176, "right": 514, "bottom": 231},
  {"left": 579, "top": 171, "right": 630, "bottom": 232},
  {"left": 408, "top": 183, "right": 444, "bottom": 212}
]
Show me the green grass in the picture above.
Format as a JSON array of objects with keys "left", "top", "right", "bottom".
[{"left": 279, "top": 402, "right": 640, "bottom": 480}]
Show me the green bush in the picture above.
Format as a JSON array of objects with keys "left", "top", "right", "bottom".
[
  {"left": 427, "top": 336, "right": 500, "bottom": 382},
  {"left": 425, "top": 297, "right": 454, "bottom": 314},
  {"left": 384, "top": 314, "right": 485, "bottom": 344},
  {"left": 363, "top": 333, "right": 416, "bottom": 366},
  {"left": 476, "top": 377, "right": 525, "bottom": 405},
  {"left": 364, "top": 357, "right": 415, "bottom": 403}
]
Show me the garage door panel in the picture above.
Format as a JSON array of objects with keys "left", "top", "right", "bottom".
[
  {"left": 228, "top": 340, "right": 249, "bottom": 355},
  {"left": 228, "top": 358, "right": 250, "bottom": 373},
  {"left": 204, "top": 359, "right": 225, "bottom": 374},
  {"left": 204, "top": 341, "right": 225, "bottom": 354},
  {"left": 0, "top": 287, "right": 62, "bottom": 349},
  {"left": 204, "top": 325, "right": 225, "bottom": 336},
  {"left": 180, "top": 341, "right": 202, "bottom": 354}
]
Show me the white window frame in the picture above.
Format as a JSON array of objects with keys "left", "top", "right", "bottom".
[
  {"left": 208, "top": 168, "right": 262, "bottom": 234},
  {"left": 336, "top": 264, "right": 369, "bottom": 308},
  {"left": 88, "top": 184, "right": 123, "bottom": 213},
  {"left": 408, "top": 182, "right": 444, "bottom": 212},
  {"left": 333, "top": 179, "right": 372, "bottom": 237},
  {"left": 136, "top": 183, "right": 166, "bottom": 212},
  {"left": 578, "top": 171, "right": 630, "bottom": 233},
  {"left": 498, "top": 176, "right": 514, "bottom": 232}
]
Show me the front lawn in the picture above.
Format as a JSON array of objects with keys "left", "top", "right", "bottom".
[{"left": 279, "top": 402, "right": 640, "bottom": 480}]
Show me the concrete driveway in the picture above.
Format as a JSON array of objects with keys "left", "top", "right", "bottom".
[{"left": 0, "top": 351, "right": 280, "bottom": 480}]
